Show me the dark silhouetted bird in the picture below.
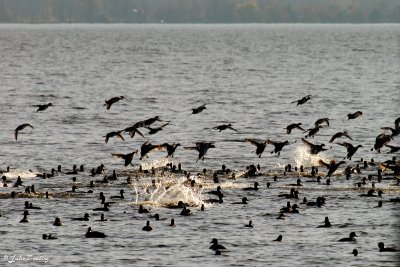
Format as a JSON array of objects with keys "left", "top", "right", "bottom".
[
  {"left": 319, "top": 159, "right": 346, "bottom": 177},
  {"left": 372, "top": 133, "right": 393, "bottom": 153},
  {"left": 381, "top": 127, "right": 399, "bottom": 138},
  {"left": 213, "top": 124, "right": 238, "bottom": 132},
  {"left": 123, "top": 125, "right": 144, "bottom": 139},
  {"left": 329, "top": 131, "right": 353, "bottom": 143},
  {"left": 302, "top": 138, "right": 329, "bottom": 154},
  {"left": 85, "top": 227, "right": 107, "bottom": 238},
  {"left": 104, "top": 131, "right": 125, "bottom": 144},
  {"left": 267, "top": 140, "right": 290, "bottom": 155},
  {"left": 338, "top": 232, "right": 357, "bottom": 242},
  {"left": 34, "top": 103, "right": 53, "bottom": 112},
  {"left": 305, "top": 125, "right": 322, "bottom": 138},
  {"left": 337, "top": 142, "right": 362, "bottom": 160},
  {"left": 347, "top": 111, "right": 363, "bottom": 120},
  {"left": 185, "top": 142, "right": 215, "bottom": 162},
  {"left": 314, "top": 117, "right": 330, "bottom": 127},
  {"left": 14, "top": 123, "right": 34, "bottom": 141},
  {"left": 112, "top": 150, "right": 138, "bottom": 167},
  {"left": 291, "top": 95, "right": 311, "bottom": 106},
  {"left": 146, "top": 123, "right": 169, "bottom": 135},
  {"left": 245, "top": 138, "right": 268, "bottom": 158},
  {"left": 384, "top": 144, "right": 400, "bottom": 153},
  {"left": 285, "top": 123, "right": 306, "bottom": 134},
  {"left": 162, "top": 143, "right": 181, "bottom": 158},
  {"left": 139, "top": 141, "right": 164, "bottom": 160},
  {"left": 104, "top": 96, "right": 124, "bottom": 110},
  {"left": 378, "top": 242, "right": 397, "bottom": 252},
  {"left": 209, "top": 238, "right": 226, "bottom": 250},
  {"left": 192, "top": 104, "right": 207, "bottom": 114}
]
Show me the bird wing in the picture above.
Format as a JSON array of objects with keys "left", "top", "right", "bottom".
[
  {"left": 228, "top": 126, "right": 239, "bottom": 132},
  {"left": 318, "top": 159, "right": 330, "bottom": 168},
  {"left": 301, "top": 138, "right": 314, "bottom": 148},
  {"left": 245, "top": 138, "right": 260, "bottom": 146}
]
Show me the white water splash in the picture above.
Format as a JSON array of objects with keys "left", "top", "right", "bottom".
[
  {"left": 140, "top": 158, "right": 174, "bottom": 171},
  {"left": 293, "top": 146, "right": 330, "bottom": 168},
  {"left": 3, "top": 169, "right": 37, "bottom": 179}
]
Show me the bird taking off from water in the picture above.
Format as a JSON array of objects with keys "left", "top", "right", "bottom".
[
  {"left": 140, "top": 141, "right": 164, "bottom": 160},
  {"left": 302, "top": 138, "right": 329, "bottom": 155},
  {"left": 347, "top": 111, "right": 363, "bottom": 120},
  {"left": 267, "top": 140, "right": 291, "bottom": 155},
  {"left": 318, "top": 159, "right": 346, "bottom": 177},
  {"left": 104, "top": 96, "right": 125, "bottom": 110},
  {"left": 192, "top": 104, "right": 207, "bottom": 114},
  {"left": 112, "top": 150, "right": 138, "bottom": 167},
  {"left": 34, "top": 103, "right": 53, "bottom": 112},
  {"left": 291, "top": 95, "right": 311, "bottom": 106},
  {"left": 213, "top": 124, "right": 238, "bottom": 132},
  {"left": 14, "top": 123, "right": 34, "bottom": 141}
]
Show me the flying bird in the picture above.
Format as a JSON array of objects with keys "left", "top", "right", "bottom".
[
  {"left": 112, "top": 150, "right": 138, "bottom": 167},
  {"left": 347, "top": 111, "right": 363, "bottom": 120},
  {"left": 318, "top": 159, "right": 346, "bottom": 177},
  {"left": 104, "top": 131, "right": 125, "bottom": 144},
  {"left": 34, "top": 103, "right": 53, "bottom": 112},
  {"left": 329, "top": 131, "right": 353, "bottom": 143},
  {"left": 213, "top": 124, "right": 238, "bottom": 132},
  {"left": 314, "top": 118, "right": 330, "bottom": 127},
  {"left": 291, "top": 95, "right": 311, "bottom": 106},
  {"left": 192, "top": 104, "right": 207, "bottom": 114},
  {"left": 146, "top": 123, "right": 169, "bottom": 135},
  {"left": 302, "top": 138, "right": 329, "bottom": 154},
  {"left": 304, "top": 125, "right": 322, "bottom": 138},
  {"left": 380, "top": 127, "right": 399, "bottom": 138},
  {"left": 14, "top": 123, "right": 34, "bottom": 141},
  {"left": 162, "top": 143, "right": 181, "bottom": 158},
  {"left": 285, "top": 123, "right": 306, "bottom": 134},
  {"left": 372, "top": 133, "right": 393, "bottom": 153},
  {"left": 133, "top": 116, "right": 162, "bottom": 128},
  {"left": 104, "top": 96, "right": 125, "bottom": 110},
  {"left": 123, "top": 125, "right": 145, "bottom": 139},
  {"left": 140, "top": 141, "right": 164, "bottom": 160},
  {"left": 384, "top": 144, "right": 400, "bottom": 153},
  {"left": 245, "top": 138, "right": 268, "bottom": 158},
  {"left": 184, "top": 141, "right": 215, "bottom": 162},
  {"left": 267, "top": 140, "right": 290, "bottom": 155},
  {"left": 337, "top": 142, "right": 362, "bottom": 160}
]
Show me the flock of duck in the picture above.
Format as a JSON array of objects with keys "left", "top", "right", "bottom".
[{"left": 1, "top": 94, "right": 399, "bottom": 259}]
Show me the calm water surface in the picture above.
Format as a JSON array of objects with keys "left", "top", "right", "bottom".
[{"left": 0, "top": 24, "right": 399, "bottom": 266}]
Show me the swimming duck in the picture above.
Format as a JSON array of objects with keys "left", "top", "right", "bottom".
[
  {"left": 338, "top": 232, "right": 357, "bottom": 242},
  {"left": 72, "top": 213, "right": 90, "bottom": 221},
  {"left": 243, "top": 182, "right": 259, "bottom": 191},
  {"left": 42, "top": 234, "right": 57, "bottom": 240},
  {"left": 20, "top": 211, "right": 29, "bottom": 223},
  {"left": 209, "top": 238, "right": 226, "bottom": 250},
  {"left": 104, "top": 96, "right": 124, "bottom": 110},
  {"left": 352, "top": 249, "right": 358, "bottom": 256},
  {"left": 85, "top": 227, "right": 107, "bottom": 238},
  {"left": 53, "top": 217, "right": 63, "bottom": 226},
  {"left": 139, "top": 205, "right": 150, "bottom": 214},
  {"left": 169, "top": 218, "right": 176, "bottom": 227},
  {"left": 142, "top": 220, "right": 153, "bottom": 231},
  {"left": 378, "top": 242, "right": 397, "bottom": 252},
  {"left": 245, "top": 220, "right": 254, "bottom": 228},
  {"left": 273, "top": 235, "right": 283, "bottom": 242},
  {"left": 317, "top": 217, "right": 331, "bottom": 228},
  {"left": 110, "top": 189, "right": 125, "bottom": 199},
  {"left": 180, "top": 206, "right": 192, "bottom": 216},
  {"left": 14, "top": 123, "right": 34, "bottom": 141},
  {"left": 232, "top": 197, "right": 248, "bottom": 204}
]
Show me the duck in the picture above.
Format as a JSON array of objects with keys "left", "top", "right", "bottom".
[
  {"left": 337, "top": 142, "right": 362, "bottom": 160},
  {"left": 245, "top": 138, "right": 268, "bottom": 158},
  {"left": 180, "top": 206, "right": 192, "bottom": 216},
  {"left": 85, "top": 227, "right": 107, "bottom": 238},
  {"left": 19, "top": 211, "right": 29, "bottom": 223},
  {"left": 267, "top": 140, "right": 290, "bottom": 155},
  {"left": 232, "top": 197, "right": 248, "bottom": 204},
  {"left": 319, "top": 160, "right": 346, "bottom": 177},
  {"left": 243, "top": 182, "right": 259, "bottom": 191},
  {"left": 14, "top": 123, "right": 34, "bottom": 141},
  {"left": 372, "top": 133, "right": 393, "bottom": 153},
  {"left": 53, "top": 217, "right": 63, "bottom": 226},
  {"left": 104, "top": 131, "right": 125, "bottom": 144},
  {"left": 209, "top": 238, "right": 226, "bottom": 250},
  {"left": 162, "top": 143, "right": 181, "bottom": 158},
  {"left": 207, "top": 186, "right": 224, "bottom": 198},
  {"left": 302, "top": 138, "right": 328, "bottom": 154},
  {"left": 288, "top": 178, "right": 302, "bottom": 187},
  {"left": 317, "top": 217, "right": 331, "bottom": 228},
  {"left": 213, "top": 124, "right": 238, "bottom": 132},
  {"left": 93, "top": 203, "right": 110, "bottom": 212},
  {"left": 104, "top": 96, "right": 124, "bottom": 110},
  {"left": 24, "top": 201, "right": 41, "bottom": 209},
  {"left": 110, "top": 189, "right": 125, "bottom": 199},
  {"left": 142, "top": 220, "right": 153, "bottom": 231},
  {"left": 245, "top": 220, "right": 254, "bottom": 228},
  {"left": 123, "top": 125, "right": 145, "bottom": 139},
  {"left": 347, "top": 111, "right": 363, "bottom": 120},
  {"left": 192, "top": 104, "right": 207, "bottom": 114},
  {"left": 169, "top": 218, "right": 176, "bottom": 227},
  {"left": 291, "top": 95, "right": 311, "bottom": 106},
  {"left": 34, "top": 103, "right": 53, "bottom": 112},
  {"left": 338, "top": 232, "right": 357, "bottom": 242},
  {"left": 273, "top": 235, "right": 283, "bottom": 242},
  {"left": 112, "top": 151, "right": 138, "bottom": 167},
  {"left": 146, "top": 122, "right": 169, "bottom": 135},
  {"left": 42, "top": 234, "right": 57, "bottom": 240},
  {"left": 352, "top": 249, "right": 358, "bottom": 256},
  {"left": 139, "top": 141, "right": 164, "bottom": 160},
  {"left": 139, "top": 205, "right": 150, "bottom": 214},
  {"left": 184, "top": 141, "right": 216, "bottom": 162},
  {"left": 378, "top": 242, "right": 397, "bottom": 252},
  {"left": 72, "top": 213, "right": 90, "bottom": 221},
  {"left": 314, "top": 117, "right": 330, "bottom": 127},
  {"left": 304, "top": 126, "right": 322, "bottom": 138},
  {"left": 285, "top": 123, "right": 306, "bottom": 134},
  {"left": 329, "top": 131, "right": 353, "bottom": 143}
]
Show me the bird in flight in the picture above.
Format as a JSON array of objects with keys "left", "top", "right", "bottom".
[
  {"left": 213, "top": 124, "right": 238, "bottom": 132},
  {"left": 14, "top": 123, "right": 34, "bottom": 141},
  {"left": 104, "top": 96, "right": 125, "bottom": 110},
  {"left": 291, "top": 95, "right": 311, "bottom": 106},
  {"left": 185, "top": 141, "right": 215, "bottom": 162},
  {"left": 245, "top": 138, "right": 268, "bottom": 158},
  {"left": 34, "top": 103, "right": 53, "bottom": 112},
  {"left": 104, "top": 131, "right": 125, "bottom": 144},
  {"left": 329, "top": 131, "right": 353, "bottom": 143},
  {"left": 192, "top": 104, "right": 207, "bottom": 114},
  {"left": 112, "top": 150, "right": 138, "bottom": 167},
  {"left": 285, "top": 123, "right": 306, "bottom": 134}
]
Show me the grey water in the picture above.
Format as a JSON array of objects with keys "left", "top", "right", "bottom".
[{"left": 0, "top": 24, "right": 399, "bottom": 266}]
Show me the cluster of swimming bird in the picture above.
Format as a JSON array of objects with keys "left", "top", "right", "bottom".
[{"left": 6, "top": 94, "right": 400, "bottom": 258}]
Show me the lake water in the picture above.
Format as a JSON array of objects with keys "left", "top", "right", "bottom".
[{"left": 0, "top": 24, "right": 399, "bottom": 266}]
